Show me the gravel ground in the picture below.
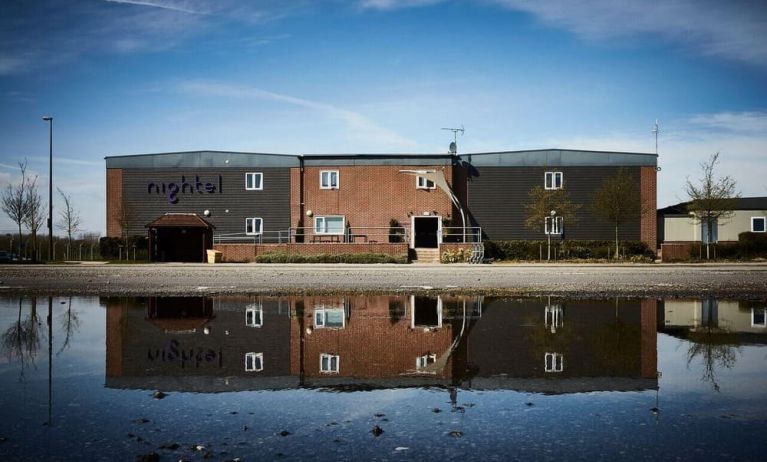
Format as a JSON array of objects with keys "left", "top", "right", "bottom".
[{"left": 1, "top": 262, "right": 767, "bottom": 298}]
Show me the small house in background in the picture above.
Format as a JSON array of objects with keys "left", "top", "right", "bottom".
[{"left": 657, "top": 197, "right": 767, "bottom": 260}]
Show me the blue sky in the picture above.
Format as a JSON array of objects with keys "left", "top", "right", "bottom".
[{"left": 1, "top": 0, "right": 766, "bottom": 234}]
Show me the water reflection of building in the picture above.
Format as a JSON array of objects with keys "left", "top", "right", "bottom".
[
  {"left": 104, "top": 295, "right": 658, "bottom": 394},
  {"left": 660, "top": 299, "right": 767, "bottom": 342},
  {"left": 105, "top": 296, "right": 296, "bottom": 391}
]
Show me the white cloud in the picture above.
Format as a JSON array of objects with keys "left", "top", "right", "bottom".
[
  {"left": 177, "top": 80, "right": 417, "bottom": 148},
  {"left": 358, "top": 0, "right": 445, "bottom": 10},
  {"left": 102, "top": 0, "right": 206, "bottom": 15},
  {"left": 492, "top": 0, "right": 767, "bottom": 67}
]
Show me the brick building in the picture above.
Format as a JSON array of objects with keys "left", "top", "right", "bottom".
[{"left": 105, "top": 148, "right": 657, "bottom": 262}]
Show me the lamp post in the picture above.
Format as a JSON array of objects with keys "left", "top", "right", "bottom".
[
  {"left": 42, "top": 116, "right": 53, "bottom": 262},
  {"left": 548, "top": 210, "right": 557, "bottom": 261}
]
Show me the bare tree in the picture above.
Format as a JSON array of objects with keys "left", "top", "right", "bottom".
[
  {"left": 24, "top": 176, "right": 44, "bottom": 261},
  {"left": 684, "top": 152, "right": 740, "bottom": 259},
  {"left": 592, "top": 168, "right": 645, "bottom": 259},
  {"left": 56, "top": 188, "right": 81, "bottom": 260},
  {"left": 116, "top": 202, "right": 136, "bottom": 252},
  {"left": 1, "top": 159, "right": 32, "bottom": 259}
]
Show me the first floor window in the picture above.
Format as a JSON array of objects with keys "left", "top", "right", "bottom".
[
  {"left": 416, "top": 175, "right": 435, "bottom": 189},
  {"left": 245, "top": 172, "right": 263, "bottom": 190},
  {"left": 246, "top": 303, "right": 263, "bottom": 327},
  {"left": 320, "top": 170, "right": 339, "bottom": 189},
  {"left": 320, "top": 353, "right": 340, "bottom": 373},
  {"left": 416, "top": 354, "right": 437, "bottom": 370},
  {"left": 545, "top": 171, "right": 563, "bottom": 190},
  {"left": 245, "top": 352, "right": 264, "bottom": 372},
  {"left": 315, "top": 215, "right": 345, "bottom": 234},
  {"left": 752, "top": 217, "right": 766, "bottom": 233},
  {"left": 545, "top": 216, "right": 563, "bottom": 235},
  {"left": 544, "top": 352, "right": 564, "bottom": 373},
  {"left": 246, "top": 217, "right": 263, "bottom": 235},
  {"left": 752, "top": 308, "right": 766, "bottom": 327}
]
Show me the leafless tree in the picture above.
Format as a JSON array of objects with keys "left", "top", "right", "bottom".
[
  {"left": 116, "top": 202, "right": 137, "bottom": 251},
  {"left": 1, "top": 159, "right": 32, "bottom": 258},
  {"left": 23, "top": 175, "right": 44, "bottom": 261},
  {"left": 684, "top": 152, "right": 740, "bottom": 259},
  {"left": 57, "top": 297, "right": 80, "bottom": 355},
  {"left": 592, "top": 168, "right": 645, "bottom": 259},
  {"left": 1, "top": 298, "right": 43, "bottom": 381},
  {"left": 56, "top": 188, "right": 81, "bottom": 260}
]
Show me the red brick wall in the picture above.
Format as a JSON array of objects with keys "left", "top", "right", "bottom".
[
  {"left": 640, "top": 166, "right": 657, "bottom": 249},
  {"left": 291, "top": 165, "right": 454, "bottom": 237},
  {"left": 640, "top": 298, "right": 658, "bottom": 380},
  {"left": 214, "top": 243, "right": 409, "bottom": 262},
  {"left": 106, "top": 168, "right": 123, "bottom": 237},
  {"left": 660, "top": 242, "right": 693, "bottom": 262}
]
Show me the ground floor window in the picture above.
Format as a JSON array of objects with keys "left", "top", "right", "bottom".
[
  {"left": 545, "top": 216, "right": 563, "bottom": 235},
  {"left": 315, "top": 215, "right": 345, "bottom": 234},
  {"left": 246, "top": 217, "right": 263, "bottom": 235},
  {"left": 320, "top": 353, "right": 340, "bottom": 373},
  {"left": 245, "top": 352, "right": 264, "bottom": 372},
  {"left": 544, "top": 352, "right": 564, "bottom": 373},
  {"left": 752, "top": 308, "right": 766, "bottom": 327},
  {"left": 416, "top": 354, "right": 437, "bottom": 370},
  {"left": 752, "top": 217, "right": 766, "bottom": 233}
]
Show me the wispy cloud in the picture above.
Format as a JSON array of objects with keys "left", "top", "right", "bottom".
[
  {"left": 492, "top": 0, "right": 767, "bottom": 67},
  {"left": 103, "top": 0, "right": 206, "bottom": 15},
  {"left": 358, "top": 0, "right": 445, "bottom": 10},
  {"left": 177, "top": 80, "right": 417, "bottom": 148}
]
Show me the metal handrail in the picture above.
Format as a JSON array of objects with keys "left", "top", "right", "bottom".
[
  {"left": 441, "top": 226, "right": 482, "bottom": 243},
  {"left": 213, "top": 227, "right": 410, "bottom": 244}
]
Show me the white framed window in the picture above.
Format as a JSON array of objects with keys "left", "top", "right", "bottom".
[
  {"left": 245, "top": 172, "right": 263, "bottom": 190},
  {"left": 416, "top": 354, "right": 437, "bottom": 370},
  {"left": 315, "top": 307, "right": 345, "bottom": 329},
  {"left": 545, "top": 171, "right": 563, "bottom": 190},
  {"left": 416, "top": 176, "right": 435, "bottom": 189},
  {"left": 752, "top": 308, "right": 766, "bottom": 328},
  {"left": 245, "top": 217, "right": 263, "bottom": 235},
  {"left": 314, "top": 215, "right": 345, "bottom": 234},
  {"left": 545, "top": 304, "right": 564, "bottom": 332},
  {"left": 245, "top": 352, "right": 264, "bottom": 372},
  {"left": 246, "top": 303, "right": 263, "bottom": 327},
  {"left": 544, "top": 352, "right": 564, "bottom": 373},
  {"left": 752, "top": 217, "right": 766, "bottom": 233},
  {"left": 410, "top": 296, "right": 443, "bottom": 329},
  {"left": 320, "top": 353, "right": 340, "bottom": 373},
  {"left": 320, "top": 170, "right": 339, "bottom": 189},
  {"left": 545, "top": 216, "right": 563, "bottom": 235}
]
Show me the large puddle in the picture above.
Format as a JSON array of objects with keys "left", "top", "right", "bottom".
[{"left": 1, "top": 294, "right": 766, "bottom": 460}]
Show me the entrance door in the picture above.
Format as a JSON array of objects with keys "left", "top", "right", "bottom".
[{"left": 412, "top": 216, "right": 440, "bottom": 248}]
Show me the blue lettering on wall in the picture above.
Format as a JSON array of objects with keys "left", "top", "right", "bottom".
[{"left": 147, "top": 175, "right": 223, "bottom": 204}]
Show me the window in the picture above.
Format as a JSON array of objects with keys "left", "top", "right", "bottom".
[
  {"left": 752, "top": 308, "right": 766, "bottom": 328},
  {"left": 701, "top": 219, "right": 718, "bottom": 243},
  {"left": 545, "top": 304, "right": 564, "bottom": 332},
  {"left": 544, "top": 352, "right": 564, "bottom": 373},
  {"left": 245, "top": 352, "right": 264, "bottom": 372},
  {"left": 245, "top": 172, "right": 263, "bottom": 190},
  {"left": 320, "top": 170, "right": 339, "bottom": 189},
  {"left": 416, "top": 354, "right": 437, "bottom": 370},
  {"left": 245, "top": 217, "right": 263, "bottom": 235},
  {"left": 315, "top": 307, "right": 345, "bottom": 329},
  {"left": 315, "top": 216, "right": 345, "bottom": 234},
  {"left": 545, "top": 171, "right": 563, "bottom": 190},
  {"left": 752, "top": 217, "right": 766, "bottom": 233},
  {"left": 246, "top": 303, "right": 263, "bottom": 327},
  {"left": 320, "top": 353, "right": 340, "bottom": 373},
  {"left": 545, "top": 216, "right": 563, "bottom": 235},
  {"left": 416, "top": 176, "right": 435, "bottom": 189}
]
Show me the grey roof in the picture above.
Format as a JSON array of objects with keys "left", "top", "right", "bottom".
[
  {"left": 105, "top": 148, "right": 657, "bottom": 169},
  {"left": 658, "top": 197, "right": 767, "bottom": 215}
]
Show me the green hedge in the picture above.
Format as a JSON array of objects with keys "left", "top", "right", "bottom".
[
  {"left": 484, "top": 240, "right": 655, "bottom": 261},
  {"left": 255, "top": 252, "right": 408, "bottom": 264},
  {"left": 701, "top": 232, "right": 767, "bottom": 260},
  {"left": 99, "top": 235, "right": 148, "bottom": 259}
]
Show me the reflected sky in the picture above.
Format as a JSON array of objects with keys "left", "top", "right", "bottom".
[{"left": 0, "top": 295, "right": 765, "bottom": 461}]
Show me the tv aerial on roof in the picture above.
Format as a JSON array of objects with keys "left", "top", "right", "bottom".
[{"left": 442, "top": 125, "right": 464, "bottom": 154}]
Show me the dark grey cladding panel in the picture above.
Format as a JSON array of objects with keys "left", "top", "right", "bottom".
[
  {"left": 106, "top": 151, "right": 300, "bottom": 169},
  {"left": 467, "top": 166, "right": 643, "bottom": 241},
  {"left": 302, "top": 154, "right": 453, "bottom": 166},
  {"left": 121, "top": 168, "right": 291, "bottom": 236},
  {"left": 459, "top": 149, "right": 657, "bottom": 167}
]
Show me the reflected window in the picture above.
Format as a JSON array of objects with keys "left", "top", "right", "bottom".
[
  {"left": 246, "top": 303, "right": 263, "bottom": 327},
  {"left": 320, "top": 353, "right": 340, "bottom": 373},
  {"left": 411, "top": 296, "right": 442, "bottom": 328},
  {"left": 545, "top": 304, "right": 564, "bottom": 332},
  {"left": 752, "top": 308, "right": 767, "bottom": 328},
  {"left": 245, "top": 352, "right": 264, "bottom": 372},
  {"left": 315, "top": 307, "right": 345, "bottom": 329},
  {"left": 416, "top": 354, "right": 437, "bottom": 370},
  {"left": 416, "top": 175, "right": 435, "bottom": 189},
  {"left": 544, "top": 352, "right": 564, "bottom": 373}
]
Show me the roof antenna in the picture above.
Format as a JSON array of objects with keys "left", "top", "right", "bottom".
[
  {"left": 652, "top": 119, "right": 660, "bottom": 155},
  {"left": 442, "top": 125, "right": 464, "bottom": 155}
]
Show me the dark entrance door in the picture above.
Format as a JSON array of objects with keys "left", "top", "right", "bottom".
[
  {"left": 155, "top": 227, "right": 206, "bottom": 262},
  {"left": 413, "top": 216, "right": 439, "bottom": 248}
]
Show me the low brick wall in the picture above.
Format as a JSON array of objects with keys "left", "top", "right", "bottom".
[
  {"left": 660, "top": 242, "right": 692, "bottom": 262},
  {"left": 214, "top": 243, "right": 409, "bottom": 263}
]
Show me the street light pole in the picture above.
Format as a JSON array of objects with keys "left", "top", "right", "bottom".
[{"left": 42, "top": 116, "right": 53, "bottom": 261}]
